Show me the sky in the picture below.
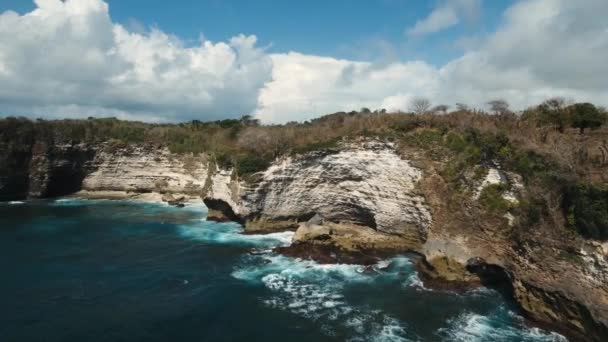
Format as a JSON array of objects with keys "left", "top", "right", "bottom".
[{"left": 0, "top": 0, "right": 606, "bottom": 123}]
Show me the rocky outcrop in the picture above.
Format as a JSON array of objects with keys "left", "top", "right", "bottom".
[
  {"left": 27, "top": 142, "right": 97, "bottom": 198},
  {"left": 203, "top": 138, "right": 608, "bottom": 341},
  {"left": 205, "top": 140, "right": 431, "bottom": 241},
  {"left": 0, "top": 144, "right": 33, "bottom": 201},
  {"left": 0, "top": 142, "right": 209, "bottom": 200},
  {"left": 81, "top": 145, "right": 209, "bottom": 195}
]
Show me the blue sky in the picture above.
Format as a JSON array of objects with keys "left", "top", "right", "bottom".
[
  {"left": 0, "top": 0, "right": 511, "bottom": 65},
  {"left": 0, "top": 0, "right": 606, "bottom": 123}
]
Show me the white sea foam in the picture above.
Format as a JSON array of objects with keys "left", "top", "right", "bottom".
[
  {"left": 51, "top": 198, "right": 101, "bottom": 206},
  {"left": 232, "top": 254, "right": 372, "bottom": 284},
  {"left": 179, "top": 222, "right": 294, "bottom": 248},
  {"left": 8, "top": 201, "right": 24, "bottom": 205},
  {"left": 373, "top": 316, "right": 411, "bottom": 342},
  {"left": 53, "top": 198, "right": 83, "bottom": 204},
  {"left": 466, "top": 286, "right": 496, "bottom": 297},
  {"left": 402, "top": 272, "right": 429, "bottom": 291},
  {"left": 437, "top": 310, "right": 568, "bottom": 342},
  {"left": 232, "top": 254, "right": 418, "bottom": 341}
]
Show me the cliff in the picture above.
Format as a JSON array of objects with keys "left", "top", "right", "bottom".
[
  {"left": 203, "top": 138, "right": 608, "bottom": 342},
  {"left": 1, "top": 131, "right": 607, "bottom": 340},
  {"left": 0, "top": 142, "right": 209, "bottom": 200},
  {"left": 81, "top": 144, "right": 209, "bottom": 195}
]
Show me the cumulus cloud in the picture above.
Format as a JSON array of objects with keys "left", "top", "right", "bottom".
[
  {"left": 257, "top": 0, "right": 608, "bottom": 123},
  {"left": 407, "top": 0, "right": 482, "bottom": 36},
  {"left": 0, "top": 0, "right": 272, "bottom": 121},
  {"left": 439, "top": 0, "right": 608, "bottom": 105},
  {"left": 254, "top": 53, "right": 439, "bottom": 123},
  {"left": 0, "top": 0, "right": 607, "bottom": 124}
]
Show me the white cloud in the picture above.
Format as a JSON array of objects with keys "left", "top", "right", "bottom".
[
  {"left": 256, "top": 0, "right": 608, "bottom": 123},
  {"left": 407, "top": 6, "right": 459, "bottom": 36},
  {"left": 0, "top": 0, "right": 272, "bottom": 121},
  {"left": 0, "top": 0, "right": 607, "bottom": 124},
  {"left": 407, "top": 0, "right": 482, "bottom": 36},
  {"left": 440, "top": 0, "right": 608, "bottom": 102},
  {"left": 254, "top": 53, "right": 439, "bottom": 123}
]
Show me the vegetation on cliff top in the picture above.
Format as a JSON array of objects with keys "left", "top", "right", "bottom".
[{"left": 1, "top": 98, "right": 607, "bottom": 239}]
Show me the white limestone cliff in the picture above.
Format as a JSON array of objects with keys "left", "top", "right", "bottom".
[
  {"left": 204, "top": 139, "right": 432, "bottom": 238},
  {"left": 82, "top": 145, "right": 209, "bottom": 195}
]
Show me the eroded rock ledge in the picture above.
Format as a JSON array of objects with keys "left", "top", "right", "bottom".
[{"left": 203, "top": 138, "right": 608, "bottom": 342}]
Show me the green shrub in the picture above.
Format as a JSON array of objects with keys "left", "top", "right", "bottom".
[
  {"left": 568, "top": 103, "right": 607, "bottom": 134},
  {"left": 516, "top": 196, "right": 547, "bottom": 226},
  {"left": 445, "top": 132, "right": 467, "bottom": 152},
  {"left": 214, "top": 152, "right": 233, "bottom": 170},
  {"left": 411, "top": 129, "right": 443, "bottom": 148},
  {"left": 291, "top": 138, "right": 340, "bottom": 155},
  {"left": 564, "top": 183, "right": 608, "bottom": 240},
  {"left": 235, "top": 154, "right": 271, "bottom": 175},
  {"left": 479, "top": 184, "right": 512, "bottom": 213}
]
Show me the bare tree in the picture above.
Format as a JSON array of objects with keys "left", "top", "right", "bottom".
[
  {"left": 237, "top": 127, "right": 272, "bottom": 154},
  {"left": 455, "top": 103, "right": 470, "bottom": 112},
  {"left": 240, "top": 114, "right": 260, "bottom": 127},
  {"left": 487, "top": 99, "right": 511, "bottom": 115},
  {"left": 544, "top": 97, "right": 566, "bottom": 112},
  {"left": 432, "top": 104, "right": 449, "bottom": 114},
  {"left": 409, "top": 97, "right": 432, "bottom": 115}
]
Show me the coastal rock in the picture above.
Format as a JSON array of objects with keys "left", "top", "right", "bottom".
[
  {"left": 27, "top": 142, "right": 96, "bottom": 198},
  {"left": 203, "top": 138, "right": 608, "bottom": 341},
  {"left": 0, "top": 141, "right": 209, "bottom": 201},
  {"left": 82, "top": 145, "right": 209, "bottom": 195},
  {"left": 205, "top": 140, "right": 432, "bottom": 240}
]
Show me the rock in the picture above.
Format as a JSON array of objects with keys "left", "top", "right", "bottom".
[
  {"left": 161, "top": 193, "right": 186, "bottom": 207},
  {"left": 82, "top": 145, "right": 208, "bottom": 195},
  {"left": 204, "top": 139, "right": 432, "bottom": 239},
  {"left": 473, "top": 167, "right": 520, "bottom": 204},
  {"left": 0, "top": 142, "right": 210, "bottom": 200},
  {"left": 161, "top": 193, "right": 175, "bottom": 202},
  {"left": 307, "top": 213, "right": 324, "bottom": 226},
  {"left": 202, "top": 138, "right": 608, "bottom": 341}
]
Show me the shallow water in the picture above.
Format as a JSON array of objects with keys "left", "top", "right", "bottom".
[{"left": 0, "top": 199, "right": 567, "bottom": 341}]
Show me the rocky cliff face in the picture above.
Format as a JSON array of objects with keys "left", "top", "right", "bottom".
[
  {"left": 27, "top": 142, "right": 97, "bottom": 198},
  {"left": 0, "top": 142, "right": 209, "bottom": 200},
  {"left": 204, "top": 140, "right": 432, "bottom": 247},
  {"left": 2, "top": 135, "right": 607, "bottom": 340},
  {"left": 0, "top": 144, "right": 32, "bottom": 201},
  {"left": 81, "top": 145, "right": 209, "bottom": 195},
  {"left": 203, "top": 138, "right": 608, "bottom": 341}
]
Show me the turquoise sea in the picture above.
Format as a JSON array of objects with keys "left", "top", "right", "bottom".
[{"left": 0, "top": 199, "right": 567, "bottom": 341}]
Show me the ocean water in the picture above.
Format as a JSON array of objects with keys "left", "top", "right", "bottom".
[{"left": 0, "top": 199, "right": 567, "bottom": 342}]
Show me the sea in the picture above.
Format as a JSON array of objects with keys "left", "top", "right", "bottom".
[{"left": 0, "top": 199, "right": 568, "bottom": 341}]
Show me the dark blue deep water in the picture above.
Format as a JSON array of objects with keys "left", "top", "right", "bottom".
[{"left": 0, "top": 199, "right": 567, "bottom": 342}]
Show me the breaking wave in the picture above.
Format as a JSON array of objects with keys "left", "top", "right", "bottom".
[
  {"left": 437, "top": 308, "right": 567, "bottom": 342},
  {"left": 178, "top": 221, "right": 294, "bottom": 248},
  {"left": 231, "top": 252, "right": 567, "bottom": 342},
  {"left": 232, "top": 254, "right": 426, "bottom": 341}
]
